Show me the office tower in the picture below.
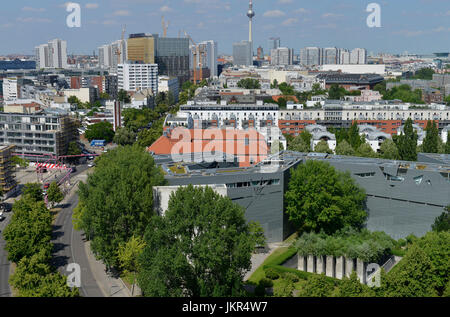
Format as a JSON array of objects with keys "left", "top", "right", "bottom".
[
  {"left": 47, "top": 39, "right": 68, "bottom": 69},
  {"left": 300, "top": 47, "right": 321, "bottom": 66},
  {"left": 268, "top": 37, "right": 281, "bottom": 51},
  {"left": 271, "top": 47, "right": 294, "bottom": 66},
  {"left": 323, "top": 47, "right": 339, "bottom": 64},
  {"left": 127, "top": 33, "right": 155, "bottom": 64},
  {"left": 233, "top": 41, "right": 253, "bottom": 66},
  {"left": 350, "top": 48, "right": 367, "bottom": 64},
  {"left": 118, "top": 63, "right": 158, "bottom": 95},
  {"left": 155, "top": 35, "right": 190, "bottom": 85},
  {"left": 35, "top": 44, "right": 49, "bottom": 69},
  {"left": 198, "top": 40, "right": 218, "bottom": 78}
]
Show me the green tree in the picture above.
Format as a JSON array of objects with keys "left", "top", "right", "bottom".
[
  {"left": 431, "top": 206, "right": 450, "bottom": 233},
  {"left": 356, "top": 143, "right": 378, "bottom": 158},
  {"left": 278, "top": 82, "right": 295, "bottom": 95},
  {"left": 68, "top": 96, "right": 82, "bottom": 108},
  {"left": 113, "top": 127, "right": 137, "bottom": 146},
  {"left": 395, "top": 118, "right": 418, "bottom": 161},
  {"left": 22, "top": 183, "right": 44, "bottom": 202},
  {"left": 335, "top": 140, "right": 355, "bottom": 156},
  {"left": 11, "top": 155, "right": 29, "bottom": 168},
  {"left": 347, "top": 122, "right": 364, "bottom": 150},
  {"left": 273, "top": 278, "right": 294, "bottom": 297},
  {"left": 412, "top": 68, "right": 435, "bottom": 80},
  {"left": 137, "top": 185, "right": 261, "bottom": 297},
  {"left": 380, "top": 139, "right": 400, "bottom": 160},
  {"left": 423, "top": 120, "right": 439, "bottom": 154},
  {"left": 77, "top": 145, "right": 166, "bottom": 267},
  {"left": 46, "top": 182, "right": 64, "bottom": 208},
  {"left": 285, "top": 160, "right": 367, "bottom": 234},
  {"left": 328, "top": 84, "right": 345, "bottom": 100},
  {"left": 3, "top": 198, "right": 53, "bottom": 263},
  {"left": 117, "top": 235, "right": 146, "bottom": 295},
  {"left": 288, "top": 134, "right": 311, "bottom": 153},
  {"left": 383, "top": 85, "right": 424, "bottom": 104},
  {"left": 99, "top": 92, "right": 111, "bottom": 100},
  {"left": 314, "top": 140, "right": 333, "bottom": 154},
  {"left": 237, "top": 78, "right": 261, "bottom": 89},
  {"left": 84, "top": 121, "right": 115, "bottom": 142},
  {"left": 118, "top": 89, "right": 131, "bottom": 103},
  {"left": 9, "top": 248, "right": 79, "bottom": 297},
  {"left": 446, "top": 141, "right": 450, "bottom": 154},
  {"left": 67, "top": 141, "right": 82, "bottom": 156},
  {"left": 271, "top": 79, "right": 279, "bottom": 89}
]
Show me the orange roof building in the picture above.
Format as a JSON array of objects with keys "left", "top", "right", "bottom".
[{"left": 148, "top": 127, "right": 269, "bottom": 167}]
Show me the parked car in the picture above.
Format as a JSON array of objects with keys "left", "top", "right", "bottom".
[
  {"left": 71, "top": 166, "right": 77, "bottom": 173},
  {"left": 0, "top": 203, "right": 12, "bottom": 212},
  {"left": 43, "top": 183, "right": 50, "bottom": 190},
  {"left": 0, "top": 215, "right": 6, "bottom": 222},
  {"left": 88, "top": 163, "right": 95, "bottom": 168}
]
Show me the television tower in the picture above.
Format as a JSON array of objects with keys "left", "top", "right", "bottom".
[{"left": 247, "top": 0, "right": 255, "bottom": 43}]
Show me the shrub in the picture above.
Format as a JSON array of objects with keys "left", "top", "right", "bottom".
[
  {"left": 259, "top": 278, "right": 274, "bottom": 288},
  {"left": 274, "top": 279, "right": 294, "bottom": 297},
  {"left": 265, "top": 268, "right": 280, "bottom": 280},
  {"left": 283, "top": 272, "right": 300, "bottom": 283}
]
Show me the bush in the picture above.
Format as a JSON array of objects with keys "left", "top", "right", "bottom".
[
  {"left": 274, "top": 278, "right": 294, "bottom": 297},
  {"left": 265, "top": 268, "right": 280, "bottom": 280},
  {"left": 259, "top": 278, "right": 274, "bottom": 288},
  {"left": 283, "top": 272, "right": 300, "bottom": 283}
]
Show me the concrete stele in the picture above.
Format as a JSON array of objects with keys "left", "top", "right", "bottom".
[
  {"left": 335, "top": 256, "right": 344, "bottom": 279},
  {"left": 307, "top": 255, "right": 315, "bottom": 273},
  {"left": 357, "top": 259, "right": 366, "bottom": 284},
  {"left": 298, "top": 254, "right": 307, "bottom": 271},
  {"left": 326, "top": 255, "right": 335, "bottom": 278},
  {"left": 345, "top": 257, "right": 355, "bottom": 278},
  {"left": 316, "top": 255, "right": 325, "bottom": 275}
]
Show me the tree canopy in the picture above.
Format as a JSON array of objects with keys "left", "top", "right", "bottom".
[
  {"left": 137, "top": 185, "right": 261, "bottom": 297},
  {"left": 77, "top": 145, "right": 166, "bottom": 267},
  {"left": 395, "top": 118, "right": 418, "bottom": 161},
  {"left": 113, "top": 127, "right": 137, "bottom": 146},
  {"left": 285, "top": 160, "right": 367, "bottom": 234},
  {"left": 423, "top": 120, "right": 439, "bottom": 154},
  {"left": 84, "top": 121, "right": 115, "bottom": 143}
]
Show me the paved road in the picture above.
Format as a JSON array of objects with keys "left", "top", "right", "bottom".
[
  {"left": 0, "top": 213, "right": 12, "bottom": 297},
  {"left": 51, "top": 176, "right": 104, "bottom": 297}
]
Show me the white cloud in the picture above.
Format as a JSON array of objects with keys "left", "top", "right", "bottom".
[
  {"left": 22, "top": 7, "right": 46, "bottom": 12},
  {"left": 17, "top": 17, "right": 52, "bottom": 23},
  {"left": 112, "top": 10, "right": 131, "bottom": 16},
  {"left": 85, "top": 3, "right": 99, "bottom": 9},
  {"left": 263, "top": 10, "right": 285, "bottom": 18},
  {"left": 282, "top": 18, "right": 298, "bottom": 26},
  {"left": 160, "top": 5, "right": 172, "bottom": 12}
]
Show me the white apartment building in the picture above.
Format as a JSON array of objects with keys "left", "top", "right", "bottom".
[
  {"left": 118, "top": 63, "right": 158, "bottom": 95},
  {"left": 198, "top": 40, "right": 218, "bottom": 78},
  {"left": 271, "top": 47, "right": 294, "bottom": 66},
  {"left": 2, "top": 78, "right": 19, "bottom": 101},
  {"left": 158, "top": 76, "right": 179, "bottom": 102},
  {"left": 98, "top": 40, "right": 127, "bottom": 70},
  {"left": 350, "top": 48, "right": 367, "bottom": 65},
  {"left": 34, "top": 39, "right": 68, "bottom": 69},
  {"left": 35, "top": 44, "right": 49, "bottom": 69}
]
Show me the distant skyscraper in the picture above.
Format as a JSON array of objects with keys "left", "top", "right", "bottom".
[
  {"left": 323, "top": 47, "right": 338, "bottom": 64},
  {"left": 199, "top": 40, "right": 218, "bottom": 78},
  {"left": 257, "top": 46, "right": 264, "bottom": 60},
  {"left": 47, "top": 39, "right": 68, "bottom": 69},
  {"left": 35, "top": 39, "right": 67, "bottom": 69},
  {"left": 340, "top": 49, "right": 351, "bottom": 64},
  {"left": 233, "top": 41, "right": 253, "bottom": 66},
  {"left": 300, "top": 47, "right": 321, "bottom": 66},
  {"left": 268, "top": 37, "right": 280, "bottom": 51},
  {"left": 127, "top": 33, "right": 155, "bottom": 64},
  {"left": 350, "top": 48, "right": 367, "bottom": 64},
  {"left": 271, "top": 47, "right": 293, "bottom": 66}
]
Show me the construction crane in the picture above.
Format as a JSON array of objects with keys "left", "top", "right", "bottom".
[
  {"left": 162, "top": 16, "right": 169, "bottom": 37},
  {"left": 184, "top": 31, "right": 205, "bottom": 84},
  {"left": 115, "top": 25, "right": 126, "bottom": 63}
]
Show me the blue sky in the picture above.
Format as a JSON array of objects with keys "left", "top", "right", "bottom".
[{"left": 0, "top": 0, "right": 449, "bottom": 55}]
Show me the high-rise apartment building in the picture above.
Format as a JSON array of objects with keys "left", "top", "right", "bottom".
[
  {"left": 271, "top": 47, "right": 294, "bottom": 66},
  {"left": 300, "top": 47, "right": 321, "bottom": 66},
  {"left": 233, "top": 41, "right": 253, "bottom": 66},
  {"left": 0, "top": 145, "right": 17, "bottom": 196},
  {"left": 34, "top": 39, "right": 68, "bottom": 69},
  {"left": 340, "top": 49, "right": 351, "bottom": 64},
  {"left": 98, "top": 40, "right": 127, "bottom": 70},
  {"left": 118, "top": 63, "right": 158, "bottom": 95},
  {"left": 323, "top": 47, "right": 339, "bottom": 64},
  {"left": 47, "top": 39, "right": 68, "bottom": 69},
  {"left": 350, "top": 48, "right": 368, "bottom": 65}
]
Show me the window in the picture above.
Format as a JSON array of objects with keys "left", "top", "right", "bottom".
[
  {"left": 414, "top": 175, "right": 423, "bottom": 185},
  {"left": 355, "top": 172, "right": 375, "bottom": 178}
]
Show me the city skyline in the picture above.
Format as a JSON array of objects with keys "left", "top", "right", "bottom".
[{"left": 0, "top": 0, "right": 449, "bottom": 56}]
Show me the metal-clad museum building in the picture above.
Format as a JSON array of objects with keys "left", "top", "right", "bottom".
[{"left": 154, "top": 152, "right": 450, "bottom": 242}]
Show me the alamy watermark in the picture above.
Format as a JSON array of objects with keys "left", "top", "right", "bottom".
[
  {"left": 366, "top": 3, "right": 381, "bottom": 28},
  {"left": 67, "top": 263, "right": 81, "bottom": 288},
  {"left": 66, "top": 2, "right": 81, "bottom": 28}
]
